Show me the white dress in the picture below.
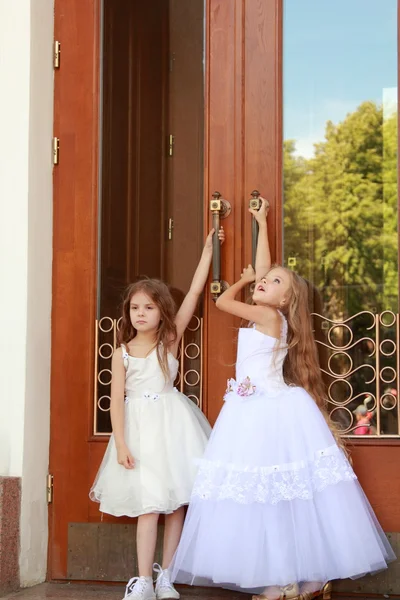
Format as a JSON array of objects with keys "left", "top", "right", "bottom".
[
  {"left": 170, "top": 317, "right": 395, "bottom": 593},
  {"left": 90, "top": 345, "right": 211, "bottom": 517}
]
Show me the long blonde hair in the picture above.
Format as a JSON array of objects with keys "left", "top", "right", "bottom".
[
  {"left": 273, "top": 267, "right": 346, "bottom": 449},
  {"left": 278, "top": 271, "right": 323, "bottom": 402}
]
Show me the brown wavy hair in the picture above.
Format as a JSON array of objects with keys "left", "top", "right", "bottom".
[
  {"left": 117, "top": 279, "right": 177, "bottom": 379},
  {"left": 280, "top": 269, "right": 327, "bottom": 407},
  {"left": 267, "top": 266, "right": 345, "bottom": 449}
]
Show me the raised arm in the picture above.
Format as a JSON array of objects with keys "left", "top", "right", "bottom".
[
  {"left": 249, "top": 198, "right": 271, "bottom": 281},
  {"left": 215, "top": 265, "right": 277, "bottom": 327},
  {"left": 173, "top": 228, "right": 224, "bottom": 346}
]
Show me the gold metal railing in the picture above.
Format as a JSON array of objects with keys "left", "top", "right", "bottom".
[
  {"left": 313, "top": 310, "right": 400, "bottom": 437},
  {"left": 94, "top": 311, "right": 400, "bottom": 438},
  {"left": 93, "top": 316, "right": 203, "bottom": 435}
]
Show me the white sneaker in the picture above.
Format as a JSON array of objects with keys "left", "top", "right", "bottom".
[
  {"left": 153, "top": 564, "right": 180, "bottom": 600},
  {"left": 124, "top": 576, "right": 156, "bottom": 600}
]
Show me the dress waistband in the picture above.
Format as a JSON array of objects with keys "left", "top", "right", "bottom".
[
  {"left": 224, "top": 376, "right": 291, "bottom": 401},
  {"left": 124, "top": 387, "right": 177, "bottom": 402}
]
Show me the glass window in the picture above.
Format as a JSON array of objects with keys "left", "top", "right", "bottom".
[{"left": 283, "top": 1, "right": 399, "bottom": 436}]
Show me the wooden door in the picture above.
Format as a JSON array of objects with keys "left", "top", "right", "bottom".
[
  {"left": 166, "top": 0, "right": 205, "bottom": 295},
  {"left": 50, "top": 0, "right": 101, "bottom": 580},
  {"left": 203, "top": 0, "right": 283, "bottom": 422},
  {"left": 99, "top": 0, "right": 168, "bottom": 318},
  {"left": 49, "top": 0, "right": 242, "bottom": 581},
  {"left": 49, "top": 0, "right": 400, "bottom": 587}
]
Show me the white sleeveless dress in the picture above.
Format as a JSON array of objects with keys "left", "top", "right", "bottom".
[
  {"left": 170, "top": 317, "right": 395, "bottom": 593},
  {"left": 90, "top": 345, "right": 211, "bottom": 517}
]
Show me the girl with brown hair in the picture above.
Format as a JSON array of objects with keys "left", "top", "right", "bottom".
[
  {"left": 90, "top": 228, "right": 224, "bottom": 600},
  {"left": 170, "top": 200, "right": 394, "bottom": 599}
]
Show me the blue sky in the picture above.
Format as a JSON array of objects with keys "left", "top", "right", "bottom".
[{"left": 284, "top": 0, "right": 397, "bottom": 157}]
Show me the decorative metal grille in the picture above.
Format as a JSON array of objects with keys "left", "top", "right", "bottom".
[
  {"left": 93, "top": 316, "right": 203, "bottom": 435},
  {"left": 94, "top": 312, "right": 400, "bottom": 437},
  {"left": 313, "top": 311, "right": 400, "bottom": 437}
]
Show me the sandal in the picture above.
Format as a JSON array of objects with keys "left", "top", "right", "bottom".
[
  {"left": 294, "top": 582, "right": 332, "bottom": 600},
  {"left": 252, "top": 583, "right": 300, "bottom": 600},
  {"left": 253, "top": 582, "right": 332, "bottom": 600}
]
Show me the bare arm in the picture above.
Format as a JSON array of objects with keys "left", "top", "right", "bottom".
[
  {"left": 249, "top": 198, "right": 271, "bottom": 281},
  {"left": 215, "top": 265, "right": 278, "bottom": 330},
  {"left": 110, "top": 348, "right": 134, "bottom": 469},
  {"left": 173, "top": 228, "right": 224, "bottom": 347}
]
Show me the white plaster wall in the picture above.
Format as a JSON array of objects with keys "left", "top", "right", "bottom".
[
  {"left": 19, "top": 0, "right": 54, "bottom": 586},
  {"left": 0, "top": 0, "right": 54, "bottom": 587}
]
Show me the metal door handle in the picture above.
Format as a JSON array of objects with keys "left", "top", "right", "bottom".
[
  {"left": 249, "top": 190, "right": 262, "bottom": 267},
  {"left": 209, "top": 191, "right": 231, "bottom": 300}
]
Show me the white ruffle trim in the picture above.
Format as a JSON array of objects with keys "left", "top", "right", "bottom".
[{"left": 192, "top": 445, "right": 356, "bottom": 505}]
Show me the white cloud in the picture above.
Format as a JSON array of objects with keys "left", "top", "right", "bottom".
[
  {"left": 292, "top": 129, "right": 326, "bottom": 158},
  {"left": 383, "top": 87, "right": 397, "bottom": 119},
  {"left": 289, "top": 92, "right": 397, "bottom": 158}
]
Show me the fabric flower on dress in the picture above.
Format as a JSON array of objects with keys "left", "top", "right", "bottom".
[
  {"left": 225, "top": 377, "right": 256, "bottom": 397},
  {"left": 237, "top": 376, "right": 256, "bottom": 396}
]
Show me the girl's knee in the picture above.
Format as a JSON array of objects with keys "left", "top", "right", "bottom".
[
  {"left": 166, "top": 506, "right": 185, "bottom": 520},
  {"left": 139, "top": 512, "right": 160, "bottom": 524}
]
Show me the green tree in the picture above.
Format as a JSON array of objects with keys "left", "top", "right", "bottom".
[
  {"left": 382, "top": 111, "right": 398, "bottom": 308},
  {"left": 284, "top": 101, "right": 398, "bottom": 320}
]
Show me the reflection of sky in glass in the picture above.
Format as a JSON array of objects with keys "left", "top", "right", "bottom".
[{"left": 284, "top": 0, "right": 397, "bottom": 157}]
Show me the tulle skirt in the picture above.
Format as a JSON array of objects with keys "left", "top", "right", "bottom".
[
  {"left": 90, "top": 389, "right": 211, "bottom": 517},
  {"left": 170, "top": 385, "right": 396, "bottom": 593}
]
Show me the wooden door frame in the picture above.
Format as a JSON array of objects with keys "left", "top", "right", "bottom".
[
  {"left": 49, "top": 0, "right": 284, "bottom": 578},
  {"left": 49, "top": 0, "right": 400, "bottom": 582},
  {"left": 49, "top": 0, "right": 100, "bottom": 580}
]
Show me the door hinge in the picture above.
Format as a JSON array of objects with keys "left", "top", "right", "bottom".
[
  {"left": 168, "top": 134, "right": 174, "bottom": 157},
  {"left": 54, "top": 41, "right": 61, "bottom": 69},
  {"left": 53, "top": 137, "right": 60, "bottom": 165},
  {"left": 168, "top": 217, "right": 174, "bottom": 240},
  {"left": 47, "top": 474, "right": 54, "bottom": 504}
]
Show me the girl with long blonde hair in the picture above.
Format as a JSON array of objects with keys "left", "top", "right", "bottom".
[{"left": 170, "top": 200, "right": 394, "bottom": 600}]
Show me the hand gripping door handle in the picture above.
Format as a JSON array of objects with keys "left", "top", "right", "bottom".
[
  {"left": 249, "top": 190, "right": 262, "bottom": 267},
  {"left": 209, "top": 191, "right": 231, "bottom": 301}
]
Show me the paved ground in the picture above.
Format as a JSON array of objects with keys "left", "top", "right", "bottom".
[
  {"left": 1, "top": 583, "right": 248, "bottom": 600},
  {"left": 0, "top": 582, "right": 392, "bottom": 600}
]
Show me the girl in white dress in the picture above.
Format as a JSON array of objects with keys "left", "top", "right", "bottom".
[
  {"left": 90, "top": 228, "right": 224, "bottom": 600},
  {"left": 170, "top": 200, "right": 395, "bottom": 599}
]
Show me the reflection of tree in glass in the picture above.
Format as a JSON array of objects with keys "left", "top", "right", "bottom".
[
  {"left": 284, "top": 101, "right": 398, "bottom": 321},
  {"left": 284, "top": 102, "right": 398, "bottom": 434}
]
